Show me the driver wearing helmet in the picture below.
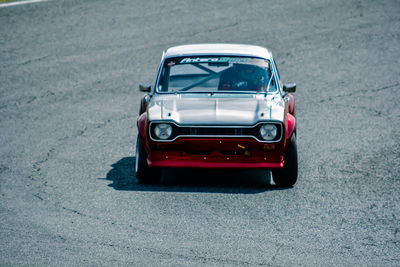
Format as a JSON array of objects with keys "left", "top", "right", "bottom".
[{"left": 218, "top": 64, "right": 268, "bottom": 91}]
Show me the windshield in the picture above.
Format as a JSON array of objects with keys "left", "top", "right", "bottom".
[{"left": 156, "top": 56, "right": 277, "bottom": 93}]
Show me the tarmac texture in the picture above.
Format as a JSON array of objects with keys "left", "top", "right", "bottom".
[{"left": 1, "top": 0, "right": 399, "bottom": 265}]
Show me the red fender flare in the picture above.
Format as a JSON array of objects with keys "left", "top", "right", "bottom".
[
  {"left": 286, "top": 113, "right": 296, "bottom": 141},
  {"left": 137, "top": 113, "right": 148, "bottom": 140},
  {"left": 287, "top": 93, "right": 296, "bottom": 116}
]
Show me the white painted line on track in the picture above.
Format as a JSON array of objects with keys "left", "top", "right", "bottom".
[{"left": 0, "top": 0, "right": 50, "bottom": 8}]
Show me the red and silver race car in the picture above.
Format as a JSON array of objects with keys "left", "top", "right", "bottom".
[{"left": 136, "top": 44, "right": 297, "bottom": 186}]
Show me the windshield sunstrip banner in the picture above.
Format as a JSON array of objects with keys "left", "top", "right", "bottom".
[{"left": 180, "top": 57, "right": 251, "bottom": 64}]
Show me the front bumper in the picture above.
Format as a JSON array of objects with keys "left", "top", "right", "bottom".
[{"left": 145, "top": 138, "right": 285, "bottom": 169}]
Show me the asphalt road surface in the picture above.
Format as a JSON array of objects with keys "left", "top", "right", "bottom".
[{"left": 1, "top": 0, "right": 399, "bottom": 265}]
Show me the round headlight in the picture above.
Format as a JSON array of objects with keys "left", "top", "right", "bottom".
[
  {"left": 154, "top": 123, "right": 173, "bottom": 140},
  {"left": 260, "top": 124, "right": 278, "bottom": 141}
]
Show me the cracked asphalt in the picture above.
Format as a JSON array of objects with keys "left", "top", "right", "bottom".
[{"left": 1, "top": 0, "right": 399, "bottom": 265}]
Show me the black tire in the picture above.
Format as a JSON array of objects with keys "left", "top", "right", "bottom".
[
  {"left": 272, "top": 135, "right": 298, "bottom": 187},
  {"left": 135, "top": 137, "right": 161, "bottom": 184}
]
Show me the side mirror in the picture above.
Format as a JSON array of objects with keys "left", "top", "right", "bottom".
[
  {"left": 139, "top": 83, "right": 151, "bottom": 92},
  {"left": 283, "top": 83, "right": 296, "bottom": 93}
]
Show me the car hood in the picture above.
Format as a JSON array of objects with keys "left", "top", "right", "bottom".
[{"left": 147, "top": 93, "right": 285, "bottom": 125}]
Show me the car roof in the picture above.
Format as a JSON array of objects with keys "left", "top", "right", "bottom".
[{"left": 163, "top": 44, "right": 272, "bottom": 60}]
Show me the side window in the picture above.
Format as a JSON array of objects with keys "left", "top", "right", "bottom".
[
  {"left": 272, "top": 58, "right": 281, "bottom": 81},
  {"left": 157, "top": 65, "right": 170, "bottom": 91},
  {"left": 271, "top": 57, "right": 283, "bottom": 93}
]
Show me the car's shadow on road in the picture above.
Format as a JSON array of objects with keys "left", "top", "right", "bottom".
[{"left": 100, "top": 157, "right": 290, "bottom": 194}]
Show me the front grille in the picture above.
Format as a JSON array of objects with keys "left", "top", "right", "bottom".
[{"left": 178, "top": 127, "right": 245, "bottom": 136}]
